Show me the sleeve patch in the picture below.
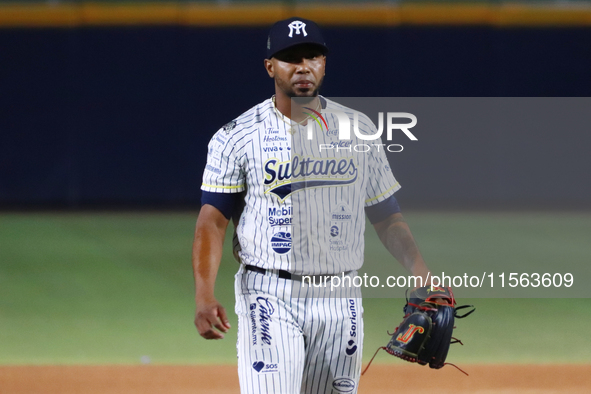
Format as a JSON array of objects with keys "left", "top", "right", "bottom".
[{"left": 223, "top": 120, "right": 237, "bottom": 133}]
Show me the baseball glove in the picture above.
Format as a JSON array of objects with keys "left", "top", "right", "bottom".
[{"left": 363, "top": 286, "right": 475, "bottom": 375}]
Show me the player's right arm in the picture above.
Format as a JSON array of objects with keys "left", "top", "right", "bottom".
[
  {"left": 193, "top": 121, "right": 245, "bottom": 340},
  {"left": 193, "top": 203, "right": 231, "bottom": 339}
]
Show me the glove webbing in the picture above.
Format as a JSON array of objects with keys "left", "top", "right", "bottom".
[{"left": 361, "top": 345, "right": 469, "bottom": 376}]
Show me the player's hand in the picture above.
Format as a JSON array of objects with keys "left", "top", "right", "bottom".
[{"left": 195, "top": 298, "right": 231, "bottom": 340}]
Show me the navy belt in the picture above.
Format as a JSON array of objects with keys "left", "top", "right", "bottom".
[{"left": 245, "top": 265, "right": 292, "bottom": 280}]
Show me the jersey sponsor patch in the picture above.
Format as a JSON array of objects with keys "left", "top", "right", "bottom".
[
  {"left": 252, "top": 361, "right": 279, "bottom": 374},
  {"left": 213, "top": 133, "right": 227, "bottom": 145},
  {"left": 208, "top": 146, "right": 222, "bottom": 160},
  {"left": 205, "top": 164, "right": 222, "bottom": 175},
  {"left": 345, "top": 299, "right": 359, "bottom": 356},
  {"left": 345, "top": 339, "right": 358, "bottom": 356},
  {"left": 329, "top": 222, "right": 348, "bottom": 252},
  {"left": 256, "top": 297, "right": 275, "bottom": 346},
  {"left": 328, "top": 222, "right": 349, "bottom": 252},
  {"left": 262, "top": 128, "right": 288, "bottom": 145},
  {"left": 331, "top": 203, "right": 352, "bottom": 221},
  {"left": 263, "top": 135, "right": 288, "bottom": 144},
  {"left": 330, "top": 225, "right": 339, "bottom": 237},
  {"left": 249, "top": 303, "right": 257, "bottom": 346},
  {"left": 262, "top": 146, "right": 285, "bottom": 152},
  {"left": 324, "top": 140, "right": 353, "bottom": 149},
  {"left": 330, "top": 239, "right": 348, "bottom": 252},
  {"left": 348, "top": 299, "right": 358, "bottom": 337},
  {"left": 248, "top": 297, "right": 276, "bottom": 349},
  {"left": 270, "top": 232, "right": 292, "bottom": 254},
  {"left": 268, "top": 205, "right": 292, "bottom": 227},
  {"left": 208, "top": 134, "right": 226, "bottom": 165},
  {"left": 326, "top": 128, "right": 338, "bottom": 137},
  {"left": 330, "top": 203, "right": 352, "bottom": 252},
  {"left": 332, "top": 378, "right": 356, "bottom": 392}
]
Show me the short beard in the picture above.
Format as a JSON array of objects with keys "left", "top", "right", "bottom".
[{"left": 276, "top": 76, "right": 324, "bottom": 103}]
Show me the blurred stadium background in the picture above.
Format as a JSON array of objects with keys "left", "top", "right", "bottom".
[
  {"left": 1, "top": 1, "right": 590, "bottom": 392},
  {"left": 1, "top": 0, "right": 591, "bottom": 209}
]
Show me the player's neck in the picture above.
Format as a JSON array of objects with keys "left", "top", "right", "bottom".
[{"left": 273, "top": 92, "right": 320, "bottom": 124}]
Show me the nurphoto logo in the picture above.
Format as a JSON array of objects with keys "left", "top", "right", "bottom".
[{"left": 306, "top": 109, "right": 417, "bottom": 153}]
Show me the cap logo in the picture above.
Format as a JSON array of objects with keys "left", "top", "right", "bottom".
[{"left": 288, "top": 21, "right": 307, "bottom": 38}]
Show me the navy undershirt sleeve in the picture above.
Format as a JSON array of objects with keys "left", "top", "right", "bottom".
[
  {"left": 365, "top": 195, "right": 401, "bottom": 224},
  {"left": 201, "top": 191, "right": 241, "bottom": 220}
]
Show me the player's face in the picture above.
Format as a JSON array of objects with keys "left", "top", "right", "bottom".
[{"left": 265, "top": 44, "right": 326, "bottom": 99}]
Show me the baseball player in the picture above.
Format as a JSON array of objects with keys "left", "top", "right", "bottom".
[{"left": 193, "top": 17, "right": 432, "bottom": 394}]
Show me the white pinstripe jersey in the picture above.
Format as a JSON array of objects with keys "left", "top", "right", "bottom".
[{"left": 202, "top": 96, "right": 400, "bottom": 275}]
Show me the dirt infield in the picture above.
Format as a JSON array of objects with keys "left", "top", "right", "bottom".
[{"left": 1, "top": 364, "right": 590, "bottom": 393}]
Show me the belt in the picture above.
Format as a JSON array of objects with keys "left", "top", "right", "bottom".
[
  {"left": 244, "top": 265, "right": 352, "bottom": 282},
  {"left": 245, "top": 265, "right": 293, "bottom": 280}
]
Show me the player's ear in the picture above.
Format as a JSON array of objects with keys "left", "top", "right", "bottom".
[{"left": 264, "top": 59, "right": 274, "bottom": 78}]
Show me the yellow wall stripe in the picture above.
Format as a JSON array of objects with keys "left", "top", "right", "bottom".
[{"left": 1, "top": 3, "right": 591, "bottom": 28}]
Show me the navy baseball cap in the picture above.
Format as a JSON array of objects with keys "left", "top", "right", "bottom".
[{"left": 266, "top": 17, "right": 328, "bottom": 59}]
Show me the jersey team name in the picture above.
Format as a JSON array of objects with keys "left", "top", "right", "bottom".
[{"left": 264, "top": 156, "right": 359, "bottom": 200}]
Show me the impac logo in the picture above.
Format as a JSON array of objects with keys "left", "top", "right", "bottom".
[
  {"left": 270, "top": 232, "right": 292, "bottom": 254},
  {"left": 305, "top": 109, "right": 417, "bottom": 153}
]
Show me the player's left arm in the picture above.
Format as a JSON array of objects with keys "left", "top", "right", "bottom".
[
  {"left": 360, "top": 116, "right": 431, "bottom": 281},
  {"left": 372, "top": 212, "right": 431, "bottom": 281}
]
